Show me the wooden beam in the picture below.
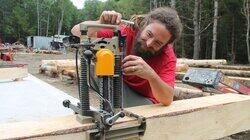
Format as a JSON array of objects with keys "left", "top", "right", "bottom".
[
  {"left": 1, "top": 94, "right": 250, "bottom": 140},
  {"left": 0, "top": 64, "right": 28, "bottom": 80}
]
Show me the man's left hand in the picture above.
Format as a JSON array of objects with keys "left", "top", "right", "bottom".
[{"left": 122, "top": 55, "right": 156, "bottom": 80}]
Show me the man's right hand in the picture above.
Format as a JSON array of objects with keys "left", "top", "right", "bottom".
[{"left": 99, "top": 11, "right": 122, "bottom": 25}]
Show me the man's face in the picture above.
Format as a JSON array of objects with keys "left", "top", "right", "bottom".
[{"left": 133, "top": 21, "right": 171, "bottom": 59}]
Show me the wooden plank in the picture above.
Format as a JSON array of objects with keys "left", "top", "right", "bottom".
[
  {"left": 0, "top": 65, "right": 28, "bottom": 80},
  {"left": 1, "top": 94, "right": 250, "bottom": 140}
]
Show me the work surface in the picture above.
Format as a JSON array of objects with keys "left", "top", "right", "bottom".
[{"left": 0, "top": 74, "right": 78, "bottom": 123}]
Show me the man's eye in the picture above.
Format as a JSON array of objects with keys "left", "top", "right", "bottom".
[{"left": 146, "top": 31, "right": 152, "bottom": 37}]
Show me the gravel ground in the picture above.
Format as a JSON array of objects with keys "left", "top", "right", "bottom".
[{"left": 13, "top": 52, "right": 250, "bottom": 140}]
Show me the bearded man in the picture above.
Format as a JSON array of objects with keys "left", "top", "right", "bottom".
[{"left": 71, "top": 7, "right": 182, "bottom": 107}]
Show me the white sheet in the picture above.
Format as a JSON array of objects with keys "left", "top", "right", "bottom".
[{"left": 0, "top": 74, "right": 79, "bottom": 123}]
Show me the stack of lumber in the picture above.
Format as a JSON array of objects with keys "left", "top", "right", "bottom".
[
  {"left": 40, "top": 59, "right": 190, "bottom": 81},
  {"left": 39, "top": 59, "right": 78, "bottom": 78}
]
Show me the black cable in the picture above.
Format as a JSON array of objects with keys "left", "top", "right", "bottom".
[{"left": 75, "top": 48, "right": 80, "bottom": 98}]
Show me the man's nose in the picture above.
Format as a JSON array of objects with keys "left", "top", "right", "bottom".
[{"left": 146, "top": 38, "right": 154, "bottom": 48}]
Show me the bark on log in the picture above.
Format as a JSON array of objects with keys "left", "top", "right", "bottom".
[
  {"left": 174, "top": 86, "right": 213, "bottom": 100},
  {"left": 61, "top": 69, "right": 76, "bottom": 79},
  {"left": 177, "top": 59, "right": 227, "bottom": 67}
]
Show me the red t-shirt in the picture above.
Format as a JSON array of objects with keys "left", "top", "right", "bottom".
[{"left": 97, "top": 26, "right": 176, "bottom": 103}]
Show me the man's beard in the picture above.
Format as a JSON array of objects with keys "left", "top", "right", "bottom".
[{"left": 133, "top": 34, "right": 164, "bottom": 59}]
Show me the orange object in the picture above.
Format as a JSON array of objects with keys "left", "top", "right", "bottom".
[{"left": 95, "top": 49, "right": 114, "bottom": 76}]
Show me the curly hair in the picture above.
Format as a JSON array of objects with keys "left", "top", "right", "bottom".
[{"left": 130, "top": 7, "right": 183, "bottom": 44}]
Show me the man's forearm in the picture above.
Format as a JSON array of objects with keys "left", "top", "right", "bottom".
[
  {"left": 71, "top": 20, "right": 101, "bottom": 37},
  {"left": 148, "top": 72, "right": 174, "bottom": 106}
]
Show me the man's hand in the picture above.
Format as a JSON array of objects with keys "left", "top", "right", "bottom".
[
  {"left": 122, "top": 55, "right": 156, "bottom": 81},
  {"left": 99, "top": 11, "right": 122, "bottom": 25}
]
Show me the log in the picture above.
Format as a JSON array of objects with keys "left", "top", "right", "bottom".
[
  {"left": 220, "top": 69, "right": 250, "bottom": 77},
  {"left": 61, "top": 69, "right": 77, "bottom": 79},
  {"left": 200, "top": 65, "right": 250, "bottom": 71},
  {"left": 175, "top": 72, "right": 185, "bottom": 80},
  {"left": 175, "top": 64, "right": 189, "bottom": 72},
  {"left": 1, "top": 94, "right": 250, "bottom": 140},
  {"left": 41, "top": 59, "right": 76, "bottom": 66},
  {"left": 228, "top": 76, "right": 250, "bottom": 87},
  {"left": 40, "top": 60, "right": 79, "bottom": 77},
  {"left": 174, "top": 86, "right": 213, "bottom": 100},
  {"left": 177, "top": 59, "right": 227, "bottom": 67},
  {"left": 34, "top": 50, "right": 63, "bottom": 55}
]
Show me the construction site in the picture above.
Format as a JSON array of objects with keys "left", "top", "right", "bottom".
[
  {"left": 1, "top": 0, "right": 250, "bottom": 140},
  {"left": 0, "top": 40, "right": 250, "bottom": 139}
]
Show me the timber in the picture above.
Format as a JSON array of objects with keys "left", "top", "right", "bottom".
[
  {"left": 0, "top": 64, "right": 28, "bottom": 80},
  {"left": 219, "top": 69, "right": 250, "bottom": 77},
  {"left": 177, "top": 59, "right": 227, "bottom": 67},
  {"left": 175, "top": 72, "right": 185, "bottom": 80},
  {"left": 34, "top": 50, "right": 63, "bottom": 55},
  {"left": 228, "top": 76, "right": 250, "bottom": 87},
  {"left": 1, "top": 94, "right": 250, "bottom": 140},
  {"left": 39, "top": 59, "right": 191, "bottom": 79},
  {"left": 200, "top": 64, "right": 250, "bottom": 71},
  {"left": 175, "top": 64, "right": 189, "bottom": 72},
  {"left": 40, "top": 60, "right": 78, "bottom": 77},
  {"left": 173, "top": 86, "right": 213, "bottom": 100}
]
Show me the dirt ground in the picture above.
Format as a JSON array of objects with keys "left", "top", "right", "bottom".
[{"left": 13, "top": 51, "right": 250, "bottom": 140}]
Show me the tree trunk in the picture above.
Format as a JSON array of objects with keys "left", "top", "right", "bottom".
[
  {"left": 193, "top": 0, "right": 201, "bottom": 59},
  {"left": 243, "top": 0, "right": 250, "bottom": 63},
  {"left": 36, "top": 0, "right": 40, "bottom": 36},
  {"left": 247, "top": 1, "right": 250, "bottom": 63},
  {"left": 57, "top": 8, "right": 64, "bottom": 36},
  {"left": 231, "top": 16, "right": 235, "bottom": 64},
  {"left": 154, "top": 0, "right": 158, "bottom": 9},
  {"left": 170, "top": 0, "right": 176, "bottom": 8},
  {"left": 46, "top": 12, "right": 50, "bottom": 37},
  {"left": 212, "top": 0, "right": 218, "bottom": 59}
]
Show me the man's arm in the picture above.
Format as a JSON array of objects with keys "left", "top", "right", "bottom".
[
  {"left": 71, "top": 20, "right": 101, "bottom": 37},
  {"left": 148, "top": 72, "right": 174, "bottom": 105},
  {"left": 122, "top": 55, "right": 174, "bottom": 106},
  {"left": 71, "top": 11, "right": 122, "bottom": 37}
]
